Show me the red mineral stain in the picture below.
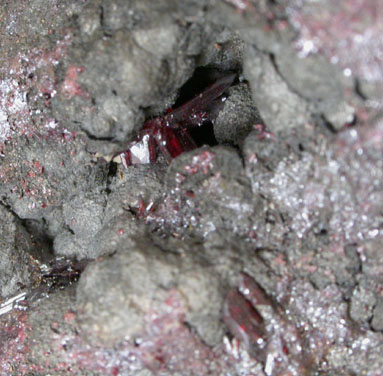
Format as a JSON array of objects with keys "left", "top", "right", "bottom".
[{"left": 61, "top": 66, "right": 88, "bottom": 99}]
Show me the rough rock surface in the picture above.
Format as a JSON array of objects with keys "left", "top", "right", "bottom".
[
  {"left": 1, "top": 1, "right": 383, "bottom": 375},
  {"left": 0, "top": 205, "right": 40, "bottom": 298}
]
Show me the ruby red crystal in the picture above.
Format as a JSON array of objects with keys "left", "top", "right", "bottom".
[{"left": 116, "top": 73, "right": 236, "bottom": 168}]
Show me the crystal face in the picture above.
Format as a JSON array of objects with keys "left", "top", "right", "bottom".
[{"left": 130, "top": 134, "right": 151, "bottom": 164}]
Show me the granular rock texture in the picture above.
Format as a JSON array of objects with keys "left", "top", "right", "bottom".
[
  {"left": 0, "top": 205, "right": 40, "bottom": 298},
  {"left": 1, "top": 1, "right": 383, "bottom": 375}
]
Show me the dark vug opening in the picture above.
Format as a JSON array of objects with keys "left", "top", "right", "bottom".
[
  {"left": 189, "top": 120, "right": 218, "bottom": 147},
  {"left": 173, "top": 67, "right": 235, "bottom": 147}
]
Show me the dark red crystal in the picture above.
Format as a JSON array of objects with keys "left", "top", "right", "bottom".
[{"left": 116, "top": 73, "right": 236, "bottom": 167}]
